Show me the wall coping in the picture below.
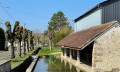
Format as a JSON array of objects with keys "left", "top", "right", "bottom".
[
  {"left": 26, "top": 55, "right": 39, "bottom": 72},
  {"left": 0, "top": 60, "right": 11, "bottom": 66}
]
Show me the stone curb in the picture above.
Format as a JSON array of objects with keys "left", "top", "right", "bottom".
[{"left": 26, "top": 55, "right": 39, "bottom": 72}]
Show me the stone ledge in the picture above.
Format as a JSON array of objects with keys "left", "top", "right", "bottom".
[
  {"left": 26, "top": 55, "right": 39, "bottom": 72},
  {"left": 61, "top": 56, "right": 91, "bottom": 72},
  {"left": 0, "top": 60, "right": 11, "bottom": 72},
  {"left": 0, "top": 60, "right": 11, "bottom": 66}
]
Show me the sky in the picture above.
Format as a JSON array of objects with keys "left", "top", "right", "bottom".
[{"left": 0, "top": 0, "right": 106, "bottom": 32}]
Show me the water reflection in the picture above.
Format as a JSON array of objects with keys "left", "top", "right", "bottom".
[
  {"left": 33, "top": 56, "right": 84, "bottom": 72},
  {"left": 68, "top": 63, "right": 72, "bottom": 70}
]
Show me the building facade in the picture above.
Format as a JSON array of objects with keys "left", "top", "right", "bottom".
[{"left": 74, "top": 0, "right": 120, "bottom": 31}]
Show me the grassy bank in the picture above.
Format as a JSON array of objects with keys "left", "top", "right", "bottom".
[
  {"left": 38, "top": 47, "right": 61, "bottom": 56},
  {"left": 11, "top": 47, "right": 39, "bottom": 68}
]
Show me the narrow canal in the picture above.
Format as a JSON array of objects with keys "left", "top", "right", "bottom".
[{"left": 33, "top": 56, "right": 84, "bottom": 72}]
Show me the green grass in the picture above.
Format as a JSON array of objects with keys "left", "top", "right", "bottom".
[
  {"left": 38, "top": 46, "right": 61, "bottom": 56},
  {"left": 11, "top": 47, "right": 39, "bottom": 68},
  {"left": 11, "top": 55, "right": 29, "bottom": 68}
]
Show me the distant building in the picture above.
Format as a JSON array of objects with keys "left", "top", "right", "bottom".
[{"left": 74, "top": 0, "right": 120, "bottom": 31}]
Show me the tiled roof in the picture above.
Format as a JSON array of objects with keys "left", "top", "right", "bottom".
[{"left": 56, "top": 21, "right": 118, "bottom": 49}]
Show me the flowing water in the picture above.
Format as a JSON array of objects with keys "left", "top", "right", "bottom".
[{"left": 33, "top": 56, "right": 84, "bottom": 72}]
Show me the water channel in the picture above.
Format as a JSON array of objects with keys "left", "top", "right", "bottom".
[{"left": 33, "top": 56, "right": 84, "bottom": 72}]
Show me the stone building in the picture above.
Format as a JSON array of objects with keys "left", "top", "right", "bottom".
[{"left": 56, "top": 21, "right": 120, "bottom": 72}]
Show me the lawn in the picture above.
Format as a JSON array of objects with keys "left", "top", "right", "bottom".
[
  {"left": 11, "top": 47, "right": 39, "bottom": 68},
  {"left": 38, "top": 46, "right": 61, "bottom": 56}
]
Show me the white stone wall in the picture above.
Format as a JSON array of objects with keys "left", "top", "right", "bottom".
[
  {"left": 0, "top": 60, "right": 11, "bottom": 72},
  {"left": 92, "top": 26, "right": 120, "bottom": 72}
]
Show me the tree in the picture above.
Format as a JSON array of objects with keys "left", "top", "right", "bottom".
[
  {"left": 25, "top": 29, "right": 29, "bottom": 52},
  {"left": 40, "top": 34, "right": 48, "bottom": 47},
  {"left": 45, "top": 11, "right": 70, "bottom": 51},
  {"left": 44, "top": 30, "right": 54, "bottom": 51},
  {"left": 27, "top": 30, "right": 34, "bottom": 51},
  {"left": 0, "top": 27, "right": 5, "bottom": 50},
  {"left": 33, "top": 29, "right": 41, "bottom": 47},
  {"left": 22, "top": 28, "right": 26, "bottom": 56},
  {"left": 53, "top": 25, "right": 72, "bottom": 45},
  {"left": 30, "top": 31, "right": 34, "bottom": 50},
  {"left": 5, "top": 21, "right": 15, "bottom": 59},
  {"left": 14, "top": 21, "right": 23, "bottom": 57},
  {"left": 48, "top": 11, "right": 69, "bottom": 31},
  {"left": 28, "top": 30, "right": 31, "bottom": 51}
]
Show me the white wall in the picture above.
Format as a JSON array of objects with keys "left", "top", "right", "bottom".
[{"left": 74, "top": 9, "right": 102, "bottom": 31}]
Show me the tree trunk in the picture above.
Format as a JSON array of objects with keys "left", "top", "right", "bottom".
[
  {"left": 28, "top": 39, "right": 31, "bottom": 51},
  {"left": 43, "top": 43, "right": 45, "bottom": 47},
  {"left": 37, "top": 40, "right": 39, "bottom": 47},
  {"left": 25, "top": 41, "right": 29, "bottom": 52},
  {"left": 31, "top": 39, "right": 34, "bottom": 50},
  {"left": 22, "top": 39, "right": 25, "bottom": 56},
  {"left": 9, "top": 42, "right": 14, "bottom": 59},
  {"left": 17, "top": 40, "right": 21, "bottom": 57},
  {"left": 49, "top": 39, "right": 52, "bottom": 51}
]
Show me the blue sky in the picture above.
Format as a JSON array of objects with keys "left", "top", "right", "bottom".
[{"left": 0, "top": 0, "right": 106, "bottom": 32}]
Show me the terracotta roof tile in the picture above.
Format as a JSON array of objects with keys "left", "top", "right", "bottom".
[{"left": 56, "top": 21, "right": 118, "bottom": 49}]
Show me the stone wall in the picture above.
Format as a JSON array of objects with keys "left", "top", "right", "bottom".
[
  {"left": 92, "top": 26, "right": 120, "bottom": 72},
  {"left": 0, "top": 60, "right": 11, "bottom": 72}
]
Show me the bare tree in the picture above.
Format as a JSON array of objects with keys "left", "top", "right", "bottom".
[
  {"left": 44, "top": 30, "right": 54, "bottom": 51},
  {"left": 33, "top": 29, "right": 42, "bottom": 47},
  {"left": 14, "top": 21, "right": 23, "bottom": 57},
  {"left": 5, "top": 21, "right": 15, "bottom": 59}
]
